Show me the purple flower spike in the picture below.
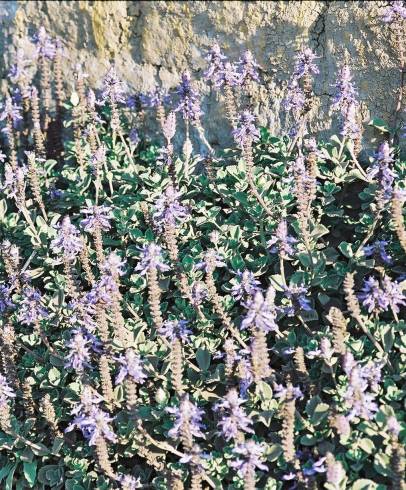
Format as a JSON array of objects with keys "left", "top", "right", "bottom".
[
  {"left": 195, "top": 250, "right": 226, "bottom": 273},
  {"left": 80, "top": 205, "right": 112, "bottom": 232},
  {"left": 363, "top": 240, "right": 392, "bottom": 264},
  {"left": 175, "top": 71, "right": 203, "bottom": 123},
  {"left": 0, "top": 96, "right": 23, "bottom": 127},
  {"left": 294, "top": 48, "right": 319, "bottom": 78},
  {"left": 232, "top": 110, "right": 260, "bottom": 147},
  {"left": 231, "top": 270, "right": 261, "bottom": 301},
  {"left": 158, "top": 319, "right": 192, "bottom": 342},
  {"left": 115, "top": 349, "right": 147, "bottom": 385},
  {"left": 153, "top": 185, "right": 189, "bottom": 230},
  {"left": 368, "top": 141, "right": 397, "bottom": 203},
  {"left": 238, "top": 50, "right": 260, "bottom": 85},
  {"left": 0, "top": 284, "right": 14, "bottom": 313},
  {"left": 382, "top": 1, "right": 406, "bottom": 22},
  {"left": 166, "top": 394, "right": 205, "bottom": 439},
  {"left": 267, "top": 220, "right": 297, "bottom": 259},
  {"left": 230, "top": 440, "right": 268, "bottom": 476},
  {"left": 359, "top": 276, "right": 406, "bottom": 315},
  {"left": 204, "top": 43, "right": 227, "bottom": 83},
  {"left": 134, "top": 243, "right": 170, "bottom": 275},
  {"left": 32, "top": 26, "right": 56, "bottom": 59},
  {"left": 213, "top": 389, "right": 254, "bottom": 441},
  {"left": 0, "top": 374, "right": 15, "bottom": 408},
  {"left": 241, "top": 290, "right": 278, "bottom": 333},
  {"left": 65, "top": 330, "right": 92, "bottom": 372},
  {"left": 101, "top": 66, "right": 126, "bottom": 105},
  {"left": 283, "top": 285, "right": 312, "bottom": 316},
  {"left": 51, "top": 216, "right": 83, "bottom": 260},
  {"left": 18, "top": 286, "right": 48, "bottom": 325}
]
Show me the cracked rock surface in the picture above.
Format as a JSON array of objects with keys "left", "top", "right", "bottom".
[{"left": 0, "top": 1, "right": 402, "bottom": 147}]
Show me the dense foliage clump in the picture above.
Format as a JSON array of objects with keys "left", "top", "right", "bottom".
[{"left": 0, "top": 6, "right": 406, "bottom": 490}]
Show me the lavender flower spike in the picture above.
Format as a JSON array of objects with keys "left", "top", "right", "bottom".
[
  {"left": 294, "top": 48, "right": 319, "bottom": 78},
  {"left": 382, "top": 1, "right": 406, "bottom": 23},
  {"left": 158, "top": 319, "right": 192, "bottom": 343},
  {"left": 363, "top": 240, "right": 392, "bottom": 264},
  {"left": 0, "top": 374, "right": 16, "bottom": 407},
  {"left": 232, "top": 110, "right": 260, "bottom": 147},
  {"left": 135, "top": 243, "right": 170, "bottom": 275},
  {"left": 238, "top": 50, "right": 260, "bottom": 85},
  {"left": 267, "top": 220, "right": 298, "bottom": 259},
  {"left": 214, "top": 389, "right": 254, "bottom": 441},
  {"left": 241, "top": 290, "right": 278, "bottom": 332},
  {"left": 230, "top": 440, "right": 268, "bottom": 476},
  {"left": 101, "top": 66, "right": 126, "bottom": 104},
  {"left": 175, "top": 71, "right": 203, "bottom": 123},
  {"left": 166, "top": 394, "right": 205, "bottom": 439},
  {"left": 153, "top": 185, "right": 189, "bottom": 230},
  {"left": 18, "top": 286, "right": 48, "bottom": 325},
  {"left": 204, "top": 42, "right": 227, "bottom": 83},
  {"left": 80, "top": 205, "right": 112, "bottom": 232},
  {"left": 65, "top": 330, "right": 92, "bottom": 372},
  {"left": 115, "top": 349, "right": 147, "bottom": 385},
  {"left": 32, "top": 26, "right": 56, "bottom": 59},
  {"left": 51, "top": 216, "right": 83, "bottom": 260},
  {"left": 231, "top": 270, "right": 261, "bottom": 301}
]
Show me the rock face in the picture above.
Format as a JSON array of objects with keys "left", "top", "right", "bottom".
[{"left": 0, "top": 1, "right": 403, "bottom": 147}]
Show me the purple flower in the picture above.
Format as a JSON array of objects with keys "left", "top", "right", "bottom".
[
  {"left": 283, "top": 77, "right": 305, "bottom": 114},
  {"left": 204, "top": 43, "right": 227, "bottom": 83},
  {"left": 195, "top": 250, "right": 226, "bottom": 273},
  {"left": 101, "top": 66, "right": 126, "bottom": 104},
  {"left": 231, "top": 270, "right": 261, "bottom": 301},
  {"left": 232, "top": 110, "right": 260, "bottom": 147},
  {"left": 68, "top": 292, "right": 98, "bottom": 332},
  {"left": 158, "top": 320, "right": 192, "bottom": 342},
  {"left": 294, "top": 48, "right": 319, "bottom": 78},
  {"left": 238, "top": 50, "right": 260, "bottom": 85},
  {"left": 90, "top": 145, "right": 107, "bottom": 174},
  {"left": 153, "top": 185, "right": 188, "bottom": 230},
  {"left": 283, "top": 285, "right": 312, "bottom": 316},
  {"left": 134, "top": 243, "right": 170, "bottom": 275},
  {"left": 0, "top": 374, "right": 15, "bottom": 407},
  {"left": 101, "top": 252, "right": 126, "bottom": 277},
  {"left": 359, "top": 276, "right": 406, "bottom": 314},
  {"left": 0, "top": 150, "right": 6, "bottom": 162},
  {"left": 382, "top": 1, "right": 406, "bottom": 22},
  {"left": 8, "top": 49, "right": 32, "bottom": 87},
  {"left": 274, "top": 383, "right": 304, "bottom": 400},
  {"left": 65, "top": 330, "right": 92, "bottom": 372},
  {"left": 344, "top": 364, "right": 378, "bottom": 421},
  {"left": 51, "top": 216, "right": 83, "bottom": 260},
  {"left": 140, "top": 87, "right": 170, "bottom": 108},
  {"left": 363, "top": 240, "right": 392, "bottom": 264},
  {"left": 18, "top": 286, "right": 48, "bottom": 325},
  {"left": 0, "top": 96, "right": 23, "bottom": 127},
  {"left": 241, "top": 290, "right": 278, "bottom": 333},
  {"left": 0, "top": 284, "right": 14, "bottom": 313},
  {"left": 70, "top": 405, "right": 117, "bottom": 445},
  {"left": 190, "top": 281, "right": 208, "bottom": 306},
  {"left": 368, "top": 141, "right": 397, "bottom": 203},
  {"left": 32, "top": 26, "right": 56, "bottom": 59},
  {"left": 175, "top": 71, "right": 202, "bottom": 123},
  {"left": 115, "top": 349, "right": 147, "bottom": 385},
  {"left": 166, "top": 395, "right": 205, "bottom": 439},
  {"left": 80, "top": 205, "right": 112, "bottom": 232},
  {"left": 331, "top": 66, "right": 358, "bottom": 111},
  {"left": 213, "top": 389, "right": 254, "bottom": 441},
  {"left": 267, "top": 220, "right": 298, "bottom": 259},
  {"left": 302, "top": 457, "right": 326, "bottom": 476},
  {"left": 117, "top": 475, "right": 142, "bottom": 490},
  {"left": 162, "top": 112, "right": 176, "bottom": 142},
  {"left": 341, "top": 102, "right": 360, "bottom": 140},
  {"left": 387, "top": 416, "right": 401, "bottom": 437},
  {"left": 128, "top": 128, "right": 140, "bottom": 146},
  {"left": 230, "top": 440, "right": 268, "bottom": 476}
]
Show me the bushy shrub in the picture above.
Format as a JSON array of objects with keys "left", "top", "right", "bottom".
[{"left": 0, "top": 6, "right": 406, "bottom": 490}]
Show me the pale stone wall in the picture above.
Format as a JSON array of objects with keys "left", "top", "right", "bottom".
[{"left": 0, "top": 1, "right": 402, "bottom": 147}]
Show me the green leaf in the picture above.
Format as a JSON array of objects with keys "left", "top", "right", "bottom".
[
  {"left": 256, "top": 381, "right": 273, "bottom": 402},
  {"left": 352, "top": 479, "right": 378, "bottom": 490},
  {"left": 368, "top": 118, "right": 389, "bottom": 133},
  {"left": 23, "top": 461, "right": 37, "bottom": 487},
  {"left": 0, "top": 464, "right": 14, "bottom": 483},
  {"left": 310, "top": 403, "right": 330, "bottom": 425},
  {"left": 267, "top": 443, "right": 283, "bottom": 461},
  {"left": 48, "top": 367, "right": 61, "bottom": 386},
  {"left": 358, "top": 438, "right": 375, "bottom": 454},
  {"left": 374, "top": 452, "right": 390, "bottom": 477},
  {"left": 311, "top": 224, "right": 329, "bottom": 240},
  {"left": 196, "top": 349, "right": 211, "bottom": 371},
  {"left": 338, "top": 241, "right": 353, "bottom": 258},
  {"left": 5, "top": 464, "right": 17, "bottom": 490}
]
